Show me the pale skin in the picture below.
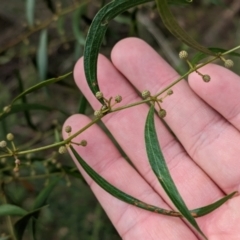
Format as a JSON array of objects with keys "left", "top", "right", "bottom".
[{"left": 63, "top": 38, "right": 240, "bottom": 239}]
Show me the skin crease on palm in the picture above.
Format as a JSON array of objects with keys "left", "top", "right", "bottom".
[{"left": 62, "top": 38, "right": 240, "bottom": 240}]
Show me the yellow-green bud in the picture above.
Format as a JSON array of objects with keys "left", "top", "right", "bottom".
[
  {"left": 95, "top": 91, "right": 104, "bottom": 100},
  {"left": 167, "top": 89, "right": 173, "bottom": 95},
  {"left": 158, "top": 109, "right": 167, "bottom": 118},
  {"left": 65, "top": 125, "right": 72, "bottom": 133},
  {"left": 224, "top": 59, "right": 234, "bottom": 68},
  {"left": 59, "top": 146, "right": 67, "bottom": 154},
  {"left": 179, "top": 50, "right": 188, "bottom": 59},
  {"left": 94, "top": 110, "right": 103, "bottom": 118},
  {"left": 0, "top": 141, "right": 7, "bottom": 148},
  {"left": 141, "top": 90, "right": 150, "bottom": 99},
  {"left": 6, "top": 133, "right": 14, "bottom": 141},
  {"left": 3, "top": 105, "right": 11, "bottom": 113},
  {"left": 115, "top": 95, "right": 122, "bottom": 103},
  {"left": 202, "top": 75, "right": 211, "bottom": 82}
]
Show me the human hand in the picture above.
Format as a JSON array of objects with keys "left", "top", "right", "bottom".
[{"left": 63, "top": 38, "right": 240, "bottom": 239}]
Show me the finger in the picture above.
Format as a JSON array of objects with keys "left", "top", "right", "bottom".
[
  {"left": 188, "top": 64, "right": 240, "bottom": 130},
  {"left": 62, "top": 114, "right": 197, "bottom": 239},
  {"left": 111, "top": 37, "right": 240, "bottom": 194},
  {"left": 73, "top": 52, "right": 225, "bottom": 236}
]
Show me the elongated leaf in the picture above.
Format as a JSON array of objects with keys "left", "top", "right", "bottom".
[
  {"left": 70, "top": 145, "right": 182, "bottom": 217},
  {"left": 15, "top": 70, "right": 37, "bottom": 130},
  {"left": 191, "top": 47, "right": 240, "bottom": 65},
  {"left": 70, "top": 145, "right": 235, "bottom": 220},
  {"left": 26, "top": 0, "right": 35, "bottom": 27},
  {"left": 145, "top": 105, "right": 206, "bottom": 239},
  {"left": 32, "top": 179, "right": 59, "bottom": 239},
  {"left": 84, "top": 0, "right": 152, "bottom": 100},
  {"left": 155, "top": 0, "right": 214, "bottom": 56},
  {"left": 193, "top": 191, "right": 237, "bottom": 218},
  {"left": 0, "top": 204, "right": 28, "bottom": 217},
  {"left": 14, "top": 207, "right": 46, "bottom": 240},
  {"left": 37, "top": 29, "right": 48, "bottom": 81},
  {"left": 33, "top": 178, "right": 59, "bottom": 209},
  {"left": 0, "top": 103, "right": 68, "bottom": 121},
  {"left": 11, "top": 72, "right": 72, "bottom": 105}
]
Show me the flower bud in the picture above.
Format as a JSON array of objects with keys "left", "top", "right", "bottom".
[
  {"left": 94, "top": 110, "right": 103, "bottom": 118},
  {"left": 224, "top": 59, "right": 234, "bottom": 68},
  {"left": 95, "top": 91, "right": 103, "bottom": 100},
  {"left": 6, "top": 133, "right": 14, "bottom": 141},
  {"left": 58, "top": 146, "right": 67, "bottom": 154},
  {"left": 158, "top": 109, "right": 167, "bottom": 118},
  {"left": 65, "top": 125, "right": 72, "bottom": 133},
  {"left": 0, "top": 141, "right": 7, "bottom": 148},
  {"left": 167, "top": 89, "right": 173, "bottom": 95},
  {"left": 179, "top": 50, "right": 188, "bottom": 59},
  {"left": 141, "top": 90, "right": 150, "bottom": 99},
  {"left": 202, "top": 75, "right": 211, "bottom": 82},
  {"left": 115, "top": 95, "right": 122, "bottom": 103},
  {"left": 80, "top": 140, "right": 87, "bottom": 147}
]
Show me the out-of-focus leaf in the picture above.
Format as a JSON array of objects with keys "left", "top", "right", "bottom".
[
  {"left": 0, "top": 236, "right": 10, "bottom": 240},
  {"left": 0, "top": 103, "right": 68, "bottom": 121},
  {"left": 72, "top": 5, "right": 87, "bottom": 46},
  {"left": 26, "top": 0, "right": 35, "bottom": 27},
  {"left": 15, "top": 70, "right": 37, "bottom": 130},
  {"left": 14, "top": 207, "right": 46, "bottom": 240},
  {"left": 0, "top": 204, "right": 28, "bottom": 217},
  {"left": 155, "top": 0, "right": 214, "bottom": 56},
  {"left": 145, "top": 105, "right": 206, "bottom": 239},
  {"left": 191, "top": 47, "right": 240, "bottom": 65},
  {"left": 31, "top": 179, "right": 59, "bottom": 239},
  {"left": 37, "top": 29, "right": 48, "bottom": 81},
  {"left": 10, "top": 72, "right": 72, "bottom": 105}
]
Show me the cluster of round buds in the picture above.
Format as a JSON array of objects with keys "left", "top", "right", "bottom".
[
  {"left": 224, "top": 59, "right": 234, "bottom": 68},
  {"left": 141, "top": 90, "right": 151, "bottom": 99},
  {"left": 115, "top": 95, "right": 122, "bottom": 103},
  {"left": 158, "top": 109, "right": 167, "bottom": 118},
  {"left": 95, "top": 91, "right": 104, "bottom": 100},
  {"left": 179, "top": 50, "right": 188, "bottom": 60},
  {"left": 59, "top": 146, "right": 67, "bottom": 154},
  {"left": 202, "top": 74, "right": 211, "bottom": 82}
]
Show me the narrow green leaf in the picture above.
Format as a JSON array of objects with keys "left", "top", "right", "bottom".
[
  {"left": 193, "top": 191, "right": 237, "bottom": 218},
  {"left": 15, "top": 70, "right": 37, "bottom": 130},
  {"left": 155, "top": 0, "right": 214, "bottom": 56},
  {"left": 0, "top": 204, "right": 28, "bottom": 217},
  {"left": 84, "top": 0, "right": 152, "bottom": 100},
  {"left": 26, "top": 0, "right": 35, "bottom": 27},
  {"left": 69, "top": 145, "right": 182, "bottom": 217},
  {"left": 37, "top": 29, "right": 48, "bottom": 81},
  {"left": 78, "top": 94, "right": 88, "bottom": 114},
  {"left": 145, "top": 105, "right": 207, "bottom": 239},
  {"left": 11, "top": 72, "right": 72, "bottom": 105},
  {"left": 33, "top": 178, "right": 59, "bottom": 209},
  {"left": 0, "top": 103, "right": 68, "bottom": 121},
  {"left": 70, "top": 145, "right": 235, "bottom": 220},
  {"left": 14, "top": 207, "right": 46, "bottom": 240}
]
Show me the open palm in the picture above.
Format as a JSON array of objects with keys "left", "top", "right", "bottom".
[{"left": 63, "top": 38, "right": 240, "bottom": 239}]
